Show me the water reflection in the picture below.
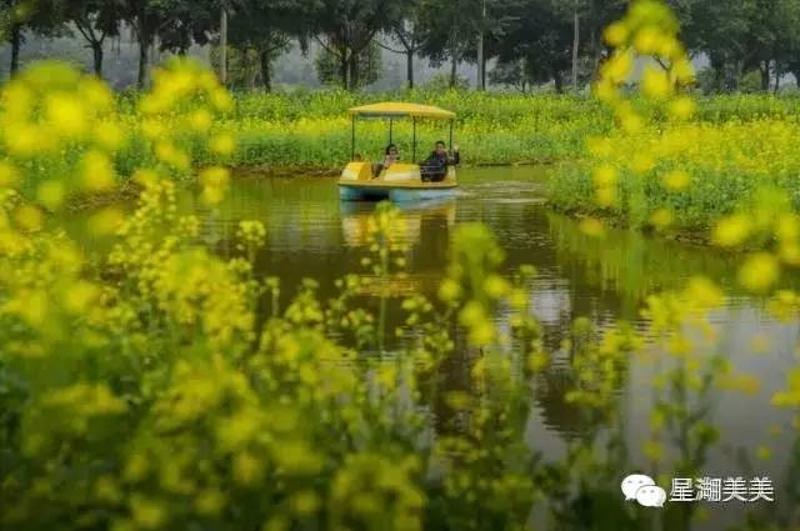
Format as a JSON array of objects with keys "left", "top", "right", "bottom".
[{"left": 340, "top": 198, "right": 456, "bottom": 249}]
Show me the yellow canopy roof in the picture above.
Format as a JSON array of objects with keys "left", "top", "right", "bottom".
[{"left": 348, "top": 102, "right": 456, "bottom": 120}]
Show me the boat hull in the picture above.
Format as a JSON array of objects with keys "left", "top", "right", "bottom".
[{"left": 338, "top": 184, "right": 457, "bottom": 202}]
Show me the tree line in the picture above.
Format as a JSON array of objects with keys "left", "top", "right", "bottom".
[{"left": 3, "top": 0, "right": 800, "bottom": 92}]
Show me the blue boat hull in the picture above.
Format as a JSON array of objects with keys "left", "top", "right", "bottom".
[{"left": 338, "top": 185, "right": 457, "bottom": 203}]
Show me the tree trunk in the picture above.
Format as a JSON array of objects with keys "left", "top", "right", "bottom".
[
  {"left": 137, "top": 31, "right": 149, "bottom": 89},
  {"left": 260, "top": 50, "right": 272, "bottom": 92},
  {"left": 247, "top": 57, "right": 258, "bottom": 90},
  {"left": 760, "top": 61, "right": 770, "bottom": 92},
  {"left": 554, "top": 71, "right": 564, "bottom": 93},
  {"left": 340, "top": 51, "right": 349, "bottom": 90},
  {"left": 92, "top": 41, "right": 104, "bottom": 77},
  {"left": 450, "top": 53, "right": 458, "bottom": 88},
  {"left": 349, "top": 52, "right": 359, "bottom": 90},
  {"left": 220, "top": 7, "right": 228, "bottom": 85},
  {"left": 10, "top": 23, "right": 21, "bottom": 75},
  {"left": 477, "top": 0, "right": 485, "bottom": 91},
  {"left": 571, "top": 8, "right": 580, "bottom": 91},
  {"left": 406, "top": 49, "right": 414, "bottom": 89},
  {"left": 710, "top": 55, "right": 724, "bottom": 93},
  {"left": 476, "top": 34, "right": 483, "bottom": 90}
]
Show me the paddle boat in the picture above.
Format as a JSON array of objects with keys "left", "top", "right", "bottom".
[{"left": 338, "top": 102, "right": 459, "bottom": 202}]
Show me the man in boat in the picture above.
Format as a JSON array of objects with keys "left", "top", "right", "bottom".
[
  {"left": 373, "top": 143, "right": 399, "bottom": 177},
  {"left": 420, "top": 141, "right": 459, "bottom": 182}
]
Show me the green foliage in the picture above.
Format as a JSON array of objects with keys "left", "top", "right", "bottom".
[
  {"left": 421, "top": 72, "right": 469, "bottom": 91},
  {"left": 738, "top": 70, "right": 764, "bottom": 94},
  {"left": 678, "top": 0, "right": 800, "bottom": 92},
  {"left": 315, "top": 41, "right": 382, "bottom": 89},
  {"left": 305, "top": 0, "right": 404, "bottom": 91}
]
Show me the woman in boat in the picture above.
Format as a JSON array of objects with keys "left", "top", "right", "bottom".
[
  {"left": 373, "top": 143, "right": 399, "bottom": 177},
  {"left": 421, "top": 141, "right": 459, "bottom": 182}
]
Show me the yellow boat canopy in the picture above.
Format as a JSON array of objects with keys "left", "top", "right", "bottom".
[{"left": 348, "top": 102, "right": 456, "bottom": 120}]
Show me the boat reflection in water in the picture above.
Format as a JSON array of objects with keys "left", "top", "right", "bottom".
[
  {"left": 339, "top": 198, "right": 457, "bottom": 297},
  {"left": 339, "top": 198, "right": 456, "bottom": 249}
]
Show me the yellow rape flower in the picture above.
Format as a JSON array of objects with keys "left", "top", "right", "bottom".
[
  {"left": 649, "top": 208, "right": 673, "bottom": 229},
  {"left": 671, "top": 58, "right": 695, "bottom": 84},
  {"left": 662, "top": 169, "right": 690, "bottom": 191},
  {"left": 712, "top": 214, "right": 751, "bottom": 247},
  {"left": 586, "top": 136, "right": 613, "bottom": 157},
  {"left": 641, "top": 65, "right": 671, "bottom": 99},
  {"left": 200, "top": 166, "right": 230, "bottom": 205},
  {"left": 63, "top": 281, "right": 100, "bottom": 314},
  {"left": 195, "top": 489, "right": 226, "bottom": 516},
  {"left": 88, "top": 207, "right": 125, "bottom": 236},
  {"left": 669, "top": 96, "right": 696, "bottom": 120},
  {"left": 211, "top": 88, "right": 235, "bottom": 112},
  {"left": 438, "top": 278, "right": 461, "bottom": 303},
  {"left": 579, "top": 217, "right": 605, "bottom": 238},
  {"left": 189, "top": 108, "right": 213, "bottom": 132},
  {"left": 141, "top": 118, "right": 166, "bottom": 140},
  {"left": 210, "top": 133, "right": 236, "bottom": 156},
  {"left": 5, "top": 123, "right": 48, "bottom": 155},
  {"left": 684, "top": 276, "right": 723, "bottom": 309},
  {"left": 602, "top": 49, "right": 634, "bottom": 84},
  {"left": 14, "top": 204, "right": 44, "bottom": 232},
  {"left": 155, "top": 142, "right": 191, "bottom": 171},
  {"left": 46, "top": 92, "right": 88, "bottom": 138},
  {"left": 79, "top": 76, "right": 114, "bottom": 111},
  {"left": 81, "top": 150, "right": 116, "bottom": 190},
  {"left": 94, "top": 122, "right": 125, "bottom": 151},
  {"left": 233, "top": 452, "right": 264, "bottom": 486},
  {"left": 130, "top": 496, "right": 166, "bottom": 529},
  {"left": 483, "top": 274, "right": 510, "bottom": 298},
  {"left": 630, "top": 153, "right": 655, "bottom": 174},
  {"left": 37, "top": 180, "right": 66, "bottom": 209},
  {"left": 1, "top": 81, "right": 34, "bottom": 122},
  {"left": 738, "top": 253, "right": 780, "bottom": 293},
  {"left": 619, "top": 110, "right": 644, "bottom": 132},
  {"left": 0, "top": 160, "right": 20, "bottom": 187},
  {"left": 592, "top": 164, "right": 618, "bottom": 187},
  {"left": 633, "top": 27, "right": 661, "bottom": 55},
  {"left": 596, "top": 186, "right": 616, "bottom": 206},
  {"left": 603, "top": 22, "right": 629, "bottom": 46}
]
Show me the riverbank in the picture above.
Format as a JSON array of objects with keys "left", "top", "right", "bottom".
[{"left": 39, "top": 90, "right": 800, "bottom": 246}]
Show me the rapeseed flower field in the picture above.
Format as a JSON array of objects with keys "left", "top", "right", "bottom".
[{"left": 1, "top": 1, "right": 800, "bottom": 530}]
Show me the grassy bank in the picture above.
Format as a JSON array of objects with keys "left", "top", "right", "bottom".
[
  {"left": 548, "top": 114, "right": 800, "bottom": 234},
  {"left": 146, "top": 91, "right": 615, "bottom": 168},
  {"left": 156, "top": 91, "right": 800, "bottom": 170},
  {"left": 11, "top": 78, "right": 800, "bottom": 237}
]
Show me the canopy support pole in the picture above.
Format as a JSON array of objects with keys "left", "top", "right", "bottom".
[
  {"left": 449, "top": 120, "right": 454, "bottom": 151},
  {"left": 351, "top": 115, "right": 355, "bottom": 161},
  {"left": 389, "top": 118, "right": 393, "bottom": 144},
  {"left": 412, "top": 117, "right": 417, "bottom": 161}
]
